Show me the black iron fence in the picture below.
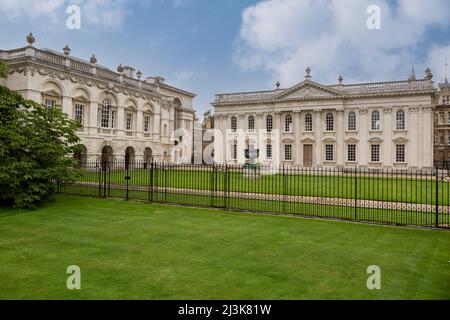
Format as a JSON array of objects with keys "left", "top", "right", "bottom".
[{"left": 59, "top": 160, "right": 450, "bottom": 229}]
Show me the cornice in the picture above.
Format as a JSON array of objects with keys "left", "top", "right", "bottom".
[
  {"left": 6, "top": 59, "right": 164, "bottom": 103},
  {"left": 212, "top": 89, "right": 437, "bottom": 108}
]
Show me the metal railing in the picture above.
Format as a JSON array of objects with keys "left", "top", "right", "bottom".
[{"left": 59, "top": 160, "right": 450, "bottom": 229}]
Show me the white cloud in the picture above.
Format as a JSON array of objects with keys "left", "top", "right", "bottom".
[
  {"left": 234, "top": 0, "right": 450, "bottom": 86},
  {"left": 0, "top": 0, "right": 130, "bottom": 30}
]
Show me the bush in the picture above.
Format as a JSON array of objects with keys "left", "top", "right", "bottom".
[{"left": 0, "top": 80, "right": 81, "bottom": 208}]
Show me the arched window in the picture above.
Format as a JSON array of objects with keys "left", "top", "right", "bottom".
[
  {"left": 326, "top": 113, "right": 334, "bottom": 131},
  {"left": 266, "top": 115, "right": 273, "bottom": 132},
  {"left": 348, "top": 112, "right": 356, "bottom": 131},
  {"left": 396, "top": 110, "right": 405, "bottom": 130},
  {"left": 101, "top": 99, "right": 111, "bottom": 128},
  {"left": 285, "top": 114, "right": 293, "bottom": 132},
  {"left": 231, "top": 116, "right": 237, "bottom": 132},
  {"left": 248, "top": 116, "right": 255, "bottom": 132},
  {"left": 372, "top": 111, "right": 381, "bottom": 130},
  {"left": 305, "top": 113, "right": 313, "bottom": 132}
]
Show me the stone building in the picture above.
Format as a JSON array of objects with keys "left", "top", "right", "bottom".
[
  {"left": 434, "top": 79, "right": 450, "bottom": 166},
  {"left": 212, "top": 68, "right": 437, "bottom": 170},
  {"left": 0, "top": 33, "right": 196, "bottom": 165}
]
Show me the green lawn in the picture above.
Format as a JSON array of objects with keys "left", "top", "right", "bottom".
[
  {"left": 0, "top": 195, "right": 449, "bottom": 299},
  {"left": 79, "top": 168, "right": 450, "bottom": 205}
]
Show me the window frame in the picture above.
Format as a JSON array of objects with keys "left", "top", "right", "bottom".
[
  {"left": 101, "top": 99, "right": 111, "bottom": 129},
  {"left": 325, "top": 144, "right": 334, "bottom": 162},
  {"left": 266, "top": 115, "right": 273, "bottom": 133},
  {"left": 248, "top": 116, "right": 255, "bottom": 132},
  {"left": 284, "top": 144, "right": 292, "bottom": 161},
  {"left": 371, "top": 144, "right": 381, "bottom": 162},
  {"left": 285, "top": 114, "right": 293, "bottom": 133},
  {"left": 371, "top": 111, "right": 381, "bottom": 131},
  {"left": 230, "top": 116, "right": 237, "bottom": 132},
  {"left": 326, "top": 113, "right": 334, "bottom": 132},
  {"left": 396, "top": 110, "right": 406, "bottom": 130},
  {"left": 395, "top": 144, "right": 406, "bottom": 163},
  {"left": 305, "top": 113, "right": 313, "bottom": 132},
  {"left": 347, "top": 112, "right": 356, "bottom": 131},
  {"left": 347, "top": 144, "right": 356, "bottom": 162}
]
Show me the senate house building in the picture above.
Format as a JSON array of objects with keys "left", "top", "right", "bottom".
[
  {"left": 212, "top": 67, "right": 437, "bottom": 170},
  {"left": 0, "top": 33, "right": 196, "bottom": 164}
]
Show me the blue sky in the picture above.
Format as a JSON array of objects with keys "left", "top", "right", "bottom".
[{"left": 1, "top": 0, "right": 449, "bottom": 118}]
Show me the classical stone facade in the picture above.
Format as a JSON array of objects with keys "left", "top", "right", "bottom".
[
  {"left": 0, "top": 34, "right": 196, "bottom": 164},
  {"left": 212, "top": 68, "right": 437, "bottom": 170},
  {"left": 434, "top": 80, "right": 450, "bottom": 164}
]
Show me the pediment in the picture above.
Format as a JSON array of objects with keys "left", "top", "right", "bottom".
[{"left": 274, "top": 81, "right": 344, "bottom": 100}]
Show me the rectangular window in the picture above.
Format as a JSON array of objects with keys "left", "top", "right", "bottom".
[
  {"left": 325, "top": 144, "right": 334, "bottom": 161},
  {"left": 126, "top": 113, "right": 132, "bottom": 131},
  {"left": 74, "top": 104, "right": 84, "bottom": 125},
  {"left": 266, "top": 144, "right": 272, "bottom": 160},
  {"left": 439, "top": 112, "right": 445, "bottom": 124},
  {"left": 101, "top": 108, "right": 109, "bottom": 128},
  {"left": 347, "top": 144, "right": 356, "bottom": 162},
  {"left": 144, "top": 116, "right": 150, "bottom": 132},
  {"left": 440, "top": 131, "right": 445, "bottom": 145},
  {"left": 444, "top": 96, "right": 450, "bottom": 105},
  {"left": 396, "top": 144, "right": 405, "bottom": 163},
  {"left": 45, "top": 99, "right": 56, "bottom": 109},
  {"left": 284, "top": 144, "right": 292, "bottom": 161},
  {"left": 371, "top": 144, "right": 380, "bottom": 162},
  {"left": 111, "top": 111, "right": 116, "bottom": 129},
  {"left": 231, "top": 144, "right": 237, "bottom": 160}
]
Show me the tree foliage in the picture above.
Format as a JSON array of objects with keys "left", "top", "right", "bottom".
[
  {"left": 0, "top": 83, "right": 81, "bottom": 208},
  {"left": 0, "top": 61, "right": 7, "bottom": 78}
]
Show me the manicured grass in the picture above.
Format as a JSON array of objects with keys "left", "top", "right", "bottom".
[
  {"left": 1, "top": 196, "right": 449, "bottom": 299},
  {"left": 80, "top": 168, "right": 450, "bottom": 205}
]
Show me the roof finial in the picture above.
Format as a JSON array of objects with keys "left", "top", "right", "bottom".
[
  {"left": 26, "top": 32, "right": 35, "bottom": 46},
  {"left": 276, "top": 80, "right": 280, "bottom": 89},
  {"left": 408, "top": 65, "right": 416, "bottom": 81},
  {"left": 305, "top": 67, "right": 312, "bottom": 80}
]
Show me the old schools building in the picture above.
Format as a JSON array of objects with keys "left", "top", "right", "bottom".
[
  {"left": 0, "top": 33, "right": 196, "bottom": 164},
  {"left": 212, "top": 67, "right": 437, "bottom": 169}
]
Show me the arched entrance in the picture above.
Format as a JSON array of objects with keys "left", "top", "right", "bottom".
[
  {"left": 101, "top": 146, "right": 114, "bottom": 168},
  {"left": 144, "top": 147, "right": 153, "bottom": 168},
  {"left": 73, "top": 144, "right": 87, "bottom": 167},
  {"left": 125, "top": 146, "right": 135, "bottom": 170}
]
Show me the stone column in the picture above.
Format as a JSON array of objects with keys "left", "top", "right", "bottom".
[
  {"left": 237, "top": 115, "right": 246, "bottom": 164},
  {"left": 153, "top": 110, "right": 161, "bottom": 141},
  {"left": 136, "top": 110, "right": 143, "bottom": 138},
  {"left": 336, "top": 109, "right": 345, "bottom": 166},
  {"left": 408, "top": 106, "right": 419, "bottom": 168},
  {"left": 294, "top": 111, "right": 302, "bottom": 165},
  {"left": 213, "top": 114, "right": 224, "bottom": 164},
  {"left": 274, "top": 112, "right": 282, "bottom": 165},
  {"left": 359, "top": 109, "right": 368, "bottom": 167},
  {"left": 422, "top": 106, "right": 434, "bottom": 168},
  {"left": 383, "top": 107, "right": 393, "bottom": 167},
  {"left": 314, "top": 110, "right": 322, "bottom": 166},
  {"left": 89, "top": 101, "right": 98, "bottom": 135},
  {"left": 117, "top": 106, "right": 125, "bottom": 137},
  {"left": 62, "top": 96, "right": 72, "bottom": 118}
]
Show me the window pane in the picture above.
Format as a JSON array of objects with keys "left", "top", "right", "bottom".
[
  {"left": 371, "top": 145, "right": 380, "bottom": 162},
  {"left": 396, "top": 144, "right": 405, "bottom": 163},
  {"left": 266, "top": 116, "right": 273, "bottom": 132},
  {"left": 285, "top": 115, "right": 292, "bottom": 132},
  {"left": 347, "top": 144, "right": 356, "bottom": 162},
  {"left": 326, "top": 113, "right": 334, "bottom": 131},
  {"left": 372, "top": 111, "right": 380, "bottom": 130},
  {"left": 348, "top": 112, "right": 356, "bottom": 131},
  {"left": 284, "top": 144, "right": 292, "bottom": 160},
  {"left": 305, "top": 114, "right": 312, "bottom": 132},
  {"left": 325, "top": 144, "right": 334, "bottom": 161}
]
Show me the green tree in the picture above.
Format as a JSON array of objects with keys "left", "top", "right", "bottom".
[{"left": 0, "top": 63, "right": 81, "bottom": 208}]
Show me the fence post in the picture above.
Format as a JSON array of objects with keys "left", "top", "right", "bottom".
[
  {"left": 435, "top": 169, "right": 439, "bottom": 228},
  {"left": 224, "top": 164, "right": 228, "bottom": 210},
  {"left": 125, "top": 163, "right": 130, "bottom": 201},
  {"left": 282, "top": 165, "right": 286, "bottom": 213},
  {"left": 98, "top": 161, "right": 102, "bottom": 198},
  {"left": 149, "top": 161, "right": 154, "bottom": 202},
  {"left": 354, "top": 167, "right": 358, "bottom": 221},
  {"left": 211, "top": 163, "right": 215, "bottom": 208}
]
